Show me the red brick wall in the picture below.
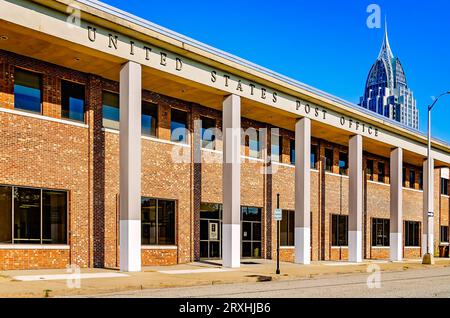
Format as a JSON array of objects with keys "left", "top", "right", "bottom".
[
  {"left": 0, "top": 49, "right": 447, "bottom": 270},
  {"left": 0, "top": 249, "right": 70, "bottom": 270}
]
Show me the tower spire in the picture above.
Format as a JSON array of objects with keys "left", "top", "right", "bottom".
[{"left": 378, "top": 16, "right": 394, "bottom": 60}]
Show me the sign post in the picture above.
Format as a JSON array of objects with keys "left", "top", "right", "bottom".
[{"left": 274, "top": 193, "right": 282, "bottom": 275}]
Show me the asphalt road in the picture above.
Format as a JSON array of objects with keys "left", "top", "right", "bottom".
[{"left": 87, "top": 266, "right": 450, "bottom": 298}]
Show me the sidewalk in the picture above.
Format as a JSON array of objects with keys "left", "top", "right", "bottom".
[{"left": 1, "top": 258, "right": 449, "bottom": 298}]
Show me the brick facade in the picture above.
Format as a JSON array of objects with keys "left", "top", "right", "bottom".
[{"left": 0, "top": 49, "right": 449, "bottom": 270}]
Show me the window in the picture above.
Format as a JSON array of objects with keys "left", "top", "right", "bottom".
[
  {"left": 409, "top": 169, "right": 415, "bottom": 189},
  {"left": 280, "top": 210, "right": 294, "bottom": 246},
  {"left": 311, "top": 145, "right": 317, "bottom": 169},
  {"left": 241, "top": 206, "right": 262, "bottom": 258},
  {"left": 248, "top": 129, "right": 260, "bottom": 159},
  {"left": 61, "top": 80, "right": 85, "bottom": 122},
  {"left": 339, "top": 152, "right": 348, "bottom": 175},
  {"left": 372, "top": 218, "right": 389, "bottom": 246},
  {"left": 419, "top": 172, "right": 423, "bottom": 190},
  {"left": 378, "top": 162, "right": 385, "bottom": 183},
  {"left": 324, "top": 148, "right": 333, "bottom": 172},
  {"left": 366, "top": 160, "right": 374, "bottom": 181},
  {"left": 0, "top": 185, "right": 67, "bottom": 244},
  {"left": 441, "top": 226, "right": 449, "bottom": 243},
  {"left": 290, "top": 139, "right": 295, "bottom": 165},
  {"left": 102, "top": 91, "right": 119, "bottom": 129},
  {"left": 405, "top": 221, "right": 420, "bottom": 247},
  {"left": 331, "top": 214, "right": 348, "bottom": 246},
  {"left": 441, "top": 178, "right": 449, "bottom": 196},
  {"left": 170, "top": 109, "right": 188, "bottom": 144},
  {"left": 402, "top": 167, "right": 407, "bottom": 187},
  {"left": 200, "top": 116, "right": 216, "bottom": 149},
  {"left": 141, "top": 198, "right": 176, "bottom": 245},
  {"left": 14, "top": 68, "right": 42, "bottom": 113},
  {"left": 142, "top": 101, "right": 158, "bottom": 137},
  {"left": 271, "top": 132, "right": 281, "bottom": 163}
]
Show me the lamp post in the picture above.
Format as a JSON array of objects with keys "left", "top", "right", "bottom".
[{"left": 422, "top": 91, "right": 450, "bottom": 265}]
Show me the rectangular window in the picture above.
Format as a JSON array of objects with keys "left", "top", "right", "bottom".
[
  {"left": 405, "top": 221, "right": 420, "bottom": 246},
  {"left": 311, "top": 145, "right": 317, "bottom": 169},
  {"left": 142, "top": 101, "right": 158, "bottom": 137},
  {"left": 366, "top": 160, "right": 374, "bottom": 181},
  {"left": 271, "top": 132, "right": 281, "bottom": 163},
  {"left": 441, "top": 226, "right": 449, "bottom": 243},
  {"left": 409, "top": 169, "right": 415, "bottom": 189},
  {"left": 248, "top": 129, "right": 260, "bottom": 159},
  {"left": 339, "top": 152, "right": 348, "bottom": 175},
  {"left": 441, "top": 178, "right": 449, "bottom": 196},
  {"left": 372, "top": 218, "right": 389, "bottom": 247},
  {"left": 0, "top": 186, "right": 67, "bottom": 244},
  {"left": 42, "top": 190, "right": 68, "bottom": 244},
  {"left": 61, "top": 80, "right": 85, "bottom": 122},
  {"left": 324, "top": 148, "right": 333, "bottom": 172},
  {"left": 290, "top": 139, "right": 295, "bottom": 165},
  {"left": 402, "top": 167, "right": 407, "bottom": 187},
  {"left": 141, "top": 198, "right": 176, "bottom": 245},
  {"left": 170, "top": 109, "right": 188, "bottom": 144},
  {"left": 14, "top": 68, "right": 42, "bottom": 113},
  {"left": 331, "top": 214, "right": 348, "bottom": 246},
  {"left": 378, "top": 162, "right": 385, "bottom": 183},
  {"left": 200, "top": 116, "right": 216, "bottom": 149},
  {"left": 280, "top": 210, "right": 294, "bottom": 246},
  {"left": 419, "top": 172, "right": 423, "bottom": 190},
  {"left": 0, "top": 186, "right": 12, "bottom": 243},
  {"left": 102, "top": 91, "right": 120, "bottom": 129}
]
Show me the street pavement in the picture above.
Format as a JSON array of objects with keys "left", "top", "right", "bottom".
[{"left": 86, "top": 266, "right": 450, "bottom": 298}]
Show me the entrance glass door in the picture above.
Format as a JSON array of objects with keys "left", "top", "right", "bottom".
[
  {"left": 200, "top": 203, "right": 222, "bottom": 259},
  {"left": 199, "top": 203, "right": 262, "bottom": 259}
]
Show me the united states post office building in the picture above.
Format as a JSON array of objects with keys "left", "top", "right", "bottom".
[{"left": 1, "top": 0, "right": 450, "bottom": 271}]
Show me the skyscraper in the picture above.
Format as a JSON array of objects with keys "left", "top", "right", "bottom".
[{"left": 359, "top": 21, "right": 419, "bottom": 129}]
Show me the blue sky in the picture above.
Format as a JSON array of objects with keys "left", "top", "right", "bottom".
[{"left": 103, "top": 0, "right": 450, "bottom": 141}]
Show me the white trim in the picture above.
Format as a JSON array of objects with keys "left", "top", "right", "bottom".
[
  {"left": 441, "top": 194, "right": 450, "bottom": 198},
  {"left": 103, "top": 127, "right": 191, "bottom": 148},
  {"left": 371, "top": 246, "right": 390, "bottom": 249},
  {"left": 280, "top": 246, "right": 294, "bottom": 249},
  {"left": 0, "top": 244, "right": 70, "bottom": 250},
  {"left": 403, "top": 187, "right": 423, "bottom": 193},
  {"left": 0, "top": 107, "right": 88, "bottom": 128},
  {"left": 272, "top": 161, "right": 294, "bottom": 168},
  {"left": 141, "top": 245, "right": 178, "bottom": 250},
  {"left": 201, "top": 148, "right": 222, "bottom": 155},
  {"left": 367, "top": 180, "right": 390, "bottom": 187},
  {"left": 404, "top": 246, "right": 420, "bottom": 249},
  {"left": 331, "top": 246, "right": 348, "bottom": 249},
  {"left": 325, "top": 171, "right": 349, "bottom": 179},
  {"left": 241, "top": 155, "right": 264, "bottom": 163}
]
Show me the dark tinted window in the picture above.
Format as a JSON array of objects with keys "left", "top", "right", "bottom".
[
  {"left": 102, "top": 91, "right": 120, "bottom": 129},
  {"left": 171, "top": 109, "right": 188, "bottom": 143},
  {"left": 280, "top": 210, "right": 294, "bottom": 246},
  {"left": 0, "top": 186, "right": 12, "bottom": 243},
  {"left": 142, "top": 101, "right": 158, "bottom": 137},
  {"left": 42, "top": 190, "right": 67, "bottom": 244},
  {"left": 441, "top": 178, "right": 449, "bottom": 195},
  {"left": 141, "top": 198, "right": 176, "bottom": 245},
  {"left": 372, "top": 218, "right": 389, "bottom": 246},
  {"left": 14, "top": 68, "right": 42, "bottom": 113},
  {"left": 201, "top": 116, "right": 216, "bottom": 149},
  {"left": 405, "top": 221, "right": 420, "bottom": 246},
  {"left": 378, "top": 162, "right": 385, "bottom": 183},
  {"left": 331, "top": 214, "right": 348, "bottom": 246},
  {"left": 339, "top": 152, "right": 348, "bottom": 175},
  {"left": 409, "top": 169, "right": 415, "bottom": 189},
  {"left": 325, "top": 149, "right": 333, "bottom": 172},
  {"left": 441, "top": 226, "right": 449, "bottom": 243},
  {"left": 61, "top": 80, "right": 85, "bottom": 122},
  {"left": 311, "top": 145, "right": 317, "bottom": 169},
  {"left": 366, "top": 160, "right": 374, "bottom": 181},
  {"left": 290, "top": 139, "right": 295, "bottom": 165}
]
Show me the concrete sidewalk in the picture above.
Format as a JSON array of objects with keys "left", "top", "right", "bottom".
[{"left": 1, "top": 258, "right": 449, "bottom": 298}]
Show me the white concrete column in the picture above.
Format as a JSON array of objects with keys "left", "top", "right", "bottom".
[
  {"left": 294, "top": 117, "right": 311, "bottom": 264},
  {"left": 390, "top": 148, "right": 403, "bottom": 261},
  {"left": 348, "top": 134, "right": 363, "bottom": 263},
  {"left": 422, "top": 158, "right": 434, "bottom": 256},
  {"left": 119, "top": 61, "right": 142, "bottom": 272},
  {"left": 222, "top": 94, "right": 241, "bottom": 268}
]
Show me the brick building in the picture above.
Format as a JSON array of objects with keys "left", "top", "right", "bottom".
[{"left": 0, "top": 0, "right": 449, "bottom": 271}]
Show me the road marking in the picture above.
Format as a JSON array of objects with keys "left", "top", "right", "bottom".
[
  {"left": 158, "top": 268, "right": 234, "bottom": 274},
  {"left": 13, "top": 273, "right": 128, "bottom": 281}
]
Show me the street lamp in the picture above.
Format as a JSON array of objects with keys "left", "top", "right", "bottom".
[{"left": 422, "top": 91, "right": 450, "bottom": 265}]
